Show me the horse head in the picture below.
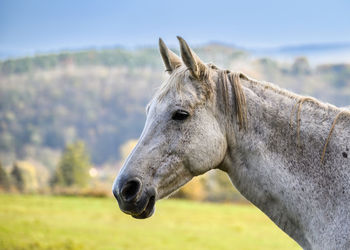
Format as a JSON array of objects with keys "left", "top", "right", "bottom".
[{"left": 112, "top": 37, "right": 229, "bottom": 218}]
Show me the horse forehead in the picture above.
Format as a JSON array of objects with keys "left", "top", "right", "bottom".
[{"left": 155, "top": 84, "right": 197, "bottom": 107}]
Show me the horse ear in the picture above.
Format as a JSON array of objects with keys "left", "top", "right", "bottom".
[
  {"left": 177, "top": 36, "right": 206, "bottom": 79},
  {"left": 159, "top": 38, "right": 182, "bottom": 74}
]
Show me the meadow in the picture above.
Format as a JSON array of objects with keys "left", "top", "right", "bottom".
[{"left": 0, "top": 194, "right": 300, "bottom": 250}]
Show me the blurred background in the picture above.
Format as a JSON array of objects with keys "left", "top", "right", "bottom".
[{"left": 0, "top": 0, "right": 349, "bottom": 249}]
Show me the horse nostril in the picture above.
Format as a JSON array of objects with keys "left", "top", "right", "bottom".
[{"left": 121, "top": 178, "right": 142, "bottom": 202}]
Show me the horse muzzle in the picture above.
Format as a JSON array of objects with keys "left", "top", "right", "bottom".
[{"left": 112, "top": 176, "right": 156, "bottom": 219}]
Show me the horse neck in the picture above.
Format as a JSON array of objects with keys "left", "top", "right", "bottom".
[
  {"left": 218, "top": 77, "right": 349, "bottom": 248},
  {"left": 225, "top": 77, "right": 333, "bottom": 163},
  {"left": 226, "top": 77, "right": 347, "bottom": 178}
]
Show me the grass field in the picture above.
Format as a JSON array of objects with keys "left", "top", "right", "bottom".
[{"left": 0, "top": 194, "right": 300, "bottom": 250}]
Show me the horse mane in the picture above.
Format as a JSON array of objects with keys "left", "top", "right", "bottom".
[{"left": 217, "top": 69, "right": 248, "bottom": 130}]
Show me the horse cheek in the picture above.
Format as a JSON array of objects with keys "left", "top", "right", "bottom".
[{"left": 185, "top": 118, "right": 226, "bottom": 175}]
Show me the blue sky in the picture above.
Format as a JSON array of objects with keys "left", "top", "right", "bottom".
[{"left": 1, "top": 0, "right": 350, "bottom": 57}]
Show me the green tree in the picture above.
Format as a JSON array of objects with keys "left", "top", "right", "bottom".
[
  {"left": 52, "top": 141, "right": 91, "bottom": 187},
  {"left": 10, "top": 163, "right": 25, "bottom": 192},
  {"left": 0, "top": 162, "right": 10, "bottom": 191}
]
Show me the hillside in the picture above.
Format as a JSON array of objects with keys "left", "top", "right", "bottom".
[{"left": 0, "top": 45, "right": 349, "bottom": 167}]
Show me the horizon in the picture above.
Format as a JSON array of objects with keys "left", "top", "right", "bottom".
[{"left": 2, "top": 40, "right": 350, "bottom": 66}]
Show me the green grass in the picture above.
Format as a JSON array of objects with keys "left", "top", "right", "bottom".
[{"left": 0, "top": 194, "right": 300, "bottom": 250}]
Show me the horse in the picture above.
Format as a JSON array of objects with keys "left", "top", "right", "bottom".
[{"left": 112, "top": 37, "right": 350, "bottom": 249}]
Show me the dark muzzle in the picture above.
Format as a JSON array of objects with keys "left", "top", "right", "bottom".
[{"left": 112, "top": 176, "right": 156, "bottom": 219}]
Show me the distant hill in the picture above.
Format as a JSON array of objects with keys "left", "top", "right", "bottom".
[
  {"left": 2, "top": 41, "right": 350, "bottom": 64},
  {"left": 0, "top": 45, "right": 349, "bottom": 168},
  {"left": 251, "top": 42, "right": 350, "bottom": 64},
  {"left": 278, "top": 42, "right": 350, "bottom": 53}
]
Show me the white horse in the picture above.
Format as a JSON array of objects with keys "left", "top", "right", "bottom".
[{"left": 113, "top": 37, "right": 350, "bottom": 249}]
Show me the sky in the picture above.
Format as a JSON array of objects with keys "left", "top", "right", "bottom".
[{"left": 1, "top": 0, "right": 350, "bottom": 58}]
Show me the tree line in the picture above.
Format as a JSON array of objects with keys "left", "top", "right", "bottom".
[
  {"left": 0, "top": 140, "right": 244, "bottom": 202},
  {"left": 0, "top": 45, "right": 349, "bottom": 169},
  {"left": 0, "top": 141, "right": 91, "bottom": 193}
]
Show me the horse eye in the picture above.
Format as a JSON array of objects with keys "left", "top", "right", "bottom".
[{"left": 172, "top": 110, "right": 190, "bottom": 121}]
